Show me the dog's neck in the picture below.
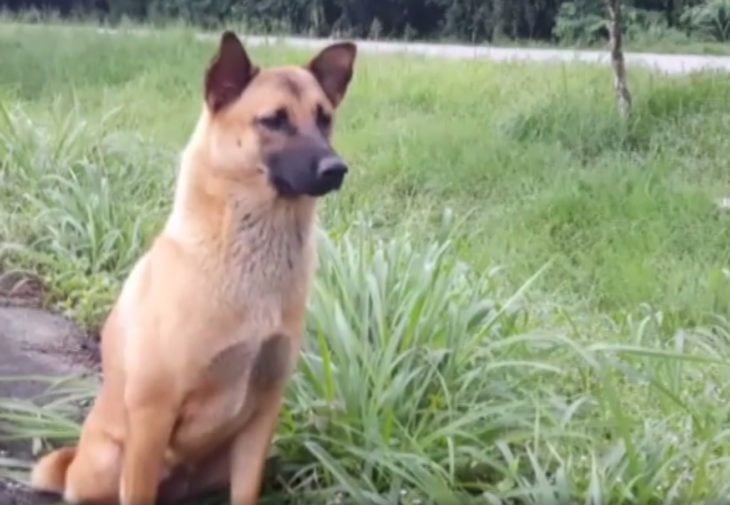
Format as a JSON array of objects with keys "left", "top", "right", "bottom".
[
  {"left": 163, "top": 142, "right": 318, "bottom": 317},
  {"left": 163, "top": 124, "right": 318, "bottom": 286}
]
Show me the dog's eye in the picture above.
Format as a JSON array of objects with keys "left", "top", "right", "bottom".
[
  {"left": 316, "top": 105, "right": 332, "bottom": 132},
  {"left": 257, "top": 108, "right": 289, "bottom": 131}
]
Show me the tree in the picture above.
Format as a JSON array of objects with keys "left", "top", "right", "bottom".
[{"left": 606, "top": 0, "right": 632, "bottom": 117}]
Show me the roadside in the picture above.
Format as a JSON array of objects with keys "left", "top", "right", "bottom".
[
  {"left": 234, "top": 34, "right": 730, "bottom": 75},
  {"left": 6, "top": 21, "right": 730, "bottom": 75}
]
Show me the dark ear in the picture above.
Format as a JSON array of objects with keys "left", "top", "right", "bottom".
[
  {"left": 307, "top": 42, "right": 357, "bottom": 108},
  {"left": 205, "top": 31, "right": 257, "bottom": 113}
]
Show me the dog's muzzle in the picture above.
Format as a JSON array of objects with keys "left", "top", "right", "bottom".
[{"left": 267, "top": 138, "right": 349, "bottom": 198}]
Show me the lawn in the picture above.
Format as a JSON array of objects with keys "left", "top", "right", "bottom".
[{"left": 1, "top": 21, "right": 730, "bottom": 505}]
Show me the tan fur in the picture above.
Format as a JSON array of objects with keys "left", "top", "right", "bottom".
[{"left": 31, "top": 32, "right": 356, "bottom": 505}]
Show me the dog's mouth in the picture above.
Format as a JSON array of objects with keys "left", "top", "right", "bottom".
[
  {"left": 270, "top": 170, "right": 346, "bottom": 198},
  {"left": 270, "top": 174, "right": 297, "bottom": 198}
]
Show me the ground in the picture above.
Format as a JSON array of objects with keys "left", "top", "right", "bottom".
[
  {"left": 0, "top": 479, "right": 53, "bottom": 505},
  {"left": 0, "top": 273, "right": 98, "bottom": 394},
  {"left": 0, "top": 306, "right": 97, "bottom": 396},
  {"left": 2, "top": 20, "right": 730, "bottom": 505},
  {"left": 0, "top": 275, "right": 98, "bottom": 505}
]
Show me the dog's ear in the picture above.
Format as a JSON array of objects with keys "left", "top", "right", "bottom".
[
  {"left": 205, "top": 31, "right": 257, "bottom": 113},
  {"left": 307, "top": 42, "right": 357, "bottom": 108}
]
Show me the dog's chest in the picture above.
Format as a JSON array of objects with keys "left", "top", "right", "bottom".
[
  {"left": 222, "top": 207, "right": 314, "bottom": 321},
  {"left": 168, "top": 333, "right": 293, "bottom": 464}
]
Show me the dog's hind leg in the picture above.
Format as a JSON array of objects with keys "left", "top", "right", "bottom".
[
  {"left": 31, "top": 422, "right": 122, "bottom": 505},
  {"left": 31, "top": 446, "right": 76, "bottom": 495},
  {"left": 158, "top": 446, "right": 231, "bottom": 504},
  {"left": 32, "top": 381, "right": 125, "bottom": 505}
]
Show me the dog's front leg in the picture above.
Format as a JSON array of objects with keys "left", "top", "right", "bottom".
[
  {"left": 230, "top": 391, "right": 284, "bottom": 505},
  {"left": 120, "top": 393, "right": 178, "bottom": 505}
]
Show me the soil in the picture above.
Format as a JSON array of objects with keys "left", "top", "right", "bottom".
[
  {"left": 0, "top": 272, "right": 100, "bottom": 504},
  {"left": 0, "top": 480, "right": 58, "bottom": 505}
]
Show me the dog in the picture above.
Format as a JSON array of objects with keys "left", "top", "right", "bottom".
[{"left": 30, "top": 31, "right": 356, "bottom": 505}]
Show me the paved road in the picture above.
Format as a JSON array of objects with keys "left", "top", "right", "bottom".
[
  {"left": 13, "top": 22, "right": 730, "bottom": 75},
  {"left": 69, "top": 23, "right": 730, "bottom": 74},
  {"left": 228, "top": 34, "right": 730, "bottom": 75}
]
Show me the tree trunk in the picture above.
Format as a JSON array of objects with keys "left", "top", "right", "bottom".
[{"left": 606, "top": 0, "right": 632, "bottom": 118}]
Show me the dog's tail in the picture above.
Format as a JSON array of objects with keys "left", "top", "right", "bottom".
[{"left": 31, "top": 447, "right": 76, "bottom": 494}]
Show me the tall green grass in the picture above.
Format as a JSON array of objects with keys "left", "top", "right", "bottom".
[
  {"left": 1, "top": 22, "right": 730, "bottom": 504},
  {"left": 4, "top": 231, "right": 730, "bottom": 503}
]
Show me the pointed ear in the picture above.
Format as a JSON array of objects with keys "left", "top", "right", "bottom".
[
  {"left": 307, "top": 42, "right": 357, "bottom": 108},
  {"left": 205, "top": 31, "right": 257, "bottom": 113}
]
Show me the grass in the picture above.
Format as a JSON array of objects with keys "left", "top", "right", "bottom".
[{"left": 1, "top": 20, "right": 730, "bottom": 504}]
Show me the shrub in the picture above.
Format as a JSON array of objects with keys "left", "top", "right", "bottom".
[
  {"left": 553, "top": 0, "right": 608, "bottom": 44},
  {"left": 681, "top": 0, "right": 730, "bottom": 41},
  {"left": 0, "top": 104, "right": 171, "bottom": 325}
]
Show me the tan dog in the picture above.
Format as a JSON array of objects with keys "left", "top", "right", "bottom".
[{"left": 30, "top": 31, "right": 356, "bottom": 505}]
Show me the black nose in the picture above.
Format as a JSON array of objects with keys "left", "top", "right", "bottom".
[{"left": 316, "top": 156, "right": 348, "bottom": 179}]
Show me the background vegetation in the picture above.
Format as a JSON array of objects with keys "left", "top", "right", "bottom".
[
  {"left": 1, "top": 20, "right": 730, "bottom": 504},
  {"left": 2, "top": 0, "right": 730, "bottom": 48}
]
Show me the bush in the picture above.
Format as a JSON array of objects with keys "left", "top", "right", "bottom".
[
  {"left": 6, "top": 224, "right": 730, "bottom": 503},
  {"left": 108, "top": 0, "right": 146, "bottom": 20},
  {"left": 554, "top": 1, "right": 676, "bottom": 45},
  {"left": 0, "top": 104, "right": 171, "bottom": 325},
  {"left": 681, "top": 0, "right": 730, "bottom": 41},
  {"left": 8, "top": 0, "right": 730, "bottom": 47},
  {"left": 553, "top": 0, "right": 607, "bottom": 44},
  {"left": 623, "top": 5, "right": 671, "bottom": 41}
]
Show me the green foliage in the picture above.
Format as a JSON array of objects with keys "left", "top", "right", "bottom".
[
  {"left": 681, "top": 0, "right": 730, "bottom": 41},
  {"left": 5, "top": 229, "right": 730, "bottom": 503},
  {"left": 552, "top": 1, "right": 686, "bottom": 45},
  {"left": 553, "top": 0, "right": 607, "bottom": 44},
  {"left": 6, "top": 0, "right": 730, "bottom": 46},
  {"left": 146, "top": 0, "right": 237, "bottom": 27},
  {"left": 0, "top": 102, "right": 172, "bottom": 325},
  {"left": 108, "top": 0, "right": 147, "bottom": 20},
  {"left": 623, "top": 5, "right": 673, "bottom": 39}
]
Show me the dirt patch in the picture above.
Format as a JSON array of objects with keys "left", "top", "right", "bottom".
[
  {"left": 0, "top": 306, "right": 100, "bottom": 397},
  {"left": 0, "top": 270, "right": 100, "bottom": 385},
  {"left": 0, "top": 272, "right": 47, "bottom": 310},
  {"left": 0, "top": 479, "right": 58, "bottom": 505},
  {"left": 0, "top": 295, "right": 100, "bottom": 505}
]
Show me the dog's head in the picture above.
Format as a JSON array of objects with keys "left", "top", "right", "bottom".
[{"left": 201, "top": 31, "right": 356, "bottom": 199}]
